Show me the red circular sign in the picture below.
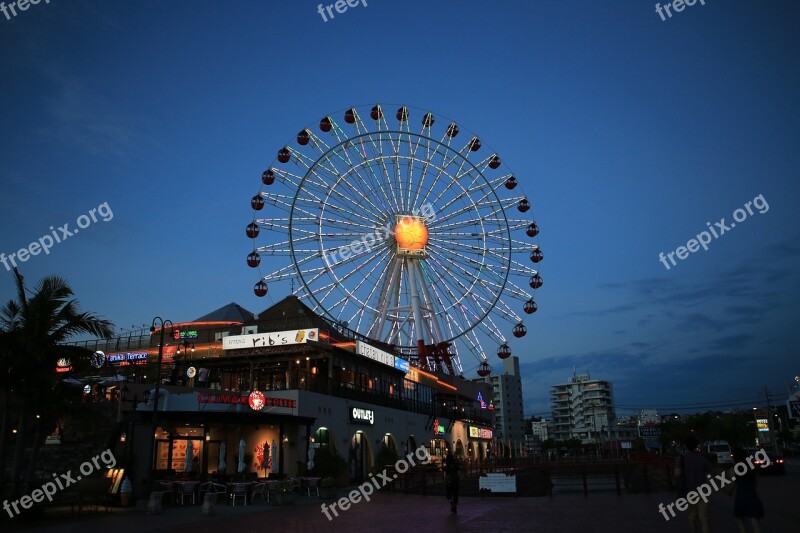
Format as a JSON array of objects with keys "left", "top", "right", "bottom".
[
  {"left": 249, "top": 391, "right": 265, "bottom": 411},
  {"left": 173, "top": 329, "right": 181, "bottom": 340}
]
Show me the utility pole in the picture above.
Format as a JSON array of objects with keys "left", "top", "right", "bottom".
[{"left": 764, "top": 386, "right": 776, "bottom": 452}]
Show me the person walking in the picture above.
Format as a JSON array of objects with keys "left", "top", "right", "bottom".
[
  {"left": 674, "top": 435, "right": 713, "bottom": 533},
  {"left": 443, "top": 451, "right": 460, "bottom": 513},
  {"left": 731, "top": 448, "right": 764, "bottom": 533}
]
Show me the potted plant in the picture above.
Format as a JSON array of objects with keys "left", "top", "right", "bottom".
[
  {"left": 309, "top": 445, "right": 347, "bottom": 488},
  {"left": 272, "top": 480, "right": 295, "bottom": 505}
]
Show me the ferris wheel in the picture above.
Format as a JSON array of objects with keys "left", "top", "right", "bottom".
[{"left": 246, "top": 104, "right": 542, "bottom": 377}]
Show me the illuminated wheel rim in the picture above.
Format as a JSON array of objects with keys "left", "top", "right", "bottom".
[{"left": 247, "top": 104, "right": 543, "bottom": 375}]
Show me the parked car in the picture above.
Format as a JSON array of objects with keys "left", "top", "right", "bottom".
[
  {"left": 753, "top": 449, "right": 786, "bottom": 475},
  {"left": 704, "top": 440, "right": 733, "bottom": 464}
]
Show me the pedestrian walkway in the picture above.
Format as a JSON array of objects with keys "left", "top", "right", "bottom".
[{"left": 6, "top": 487, "right": 794, "bottom": 533}]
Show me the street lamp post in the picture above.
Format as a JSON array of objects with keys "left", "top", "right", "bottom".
[{"left": 146, "top": 317, "right": 174, "bottom": 494}]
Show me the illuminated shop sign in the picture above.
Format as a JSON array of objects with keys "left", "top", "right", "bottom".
[
  {"left": 356, "top": 341, "right": 395, "bottom": 367},
  {"left": 222, "top": 328, "right": 318, "bottom": 350},
  {"left": 394, "top": 357, "right": 409, "bottom": 373},
  {"left": 179, "top": 330, "right": 198, "bottom": 339},
  {"left": 249, "top": 391, "right": 265, "bottom": 411},
  {"left": 350, "top": 406, "right": 374, "bottom": 425},
  {"left": 756, "top": 418, "right": 769, "bottom": 432},
  {"left": 469, "top": 426, "right": 493, "bottom": 439},
  {"left": 197, "top": 392, "right": 297, "bottom": 409},
  {"left": 55, "top": 358, "right": 73, "bottom": 373},
  {"left": 107, "top": 352, "right": 149, "bottom": 364},
  {"left": 434, "top": 419, "right": 446, "bottom": 436},
  {"left": 406, "top": 368, "right": 438, "bottom": 388},
  {"left": 477, "top": 392, "right": 487, "bottom": 409}
]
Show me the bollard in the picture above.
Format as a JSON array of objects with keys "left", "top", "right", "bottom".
[{"left": 202, "top": 492, "right": 216, "bottom": 516}]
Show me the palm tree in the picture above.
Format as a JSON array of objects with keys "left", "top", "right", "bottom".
[{"left": 0, "top": 268, "right": 113, "bottom": 496}]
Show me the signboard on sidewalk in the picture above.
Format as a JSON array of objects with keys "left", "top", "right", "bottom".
[{"left": 479, "top": 472, "right": 516, "bottom": 493}]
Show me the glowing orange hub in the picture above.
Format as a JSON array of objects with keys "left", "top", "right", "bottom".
[{"left": 395, "top": 217, "right": 428, "bottom": 250}]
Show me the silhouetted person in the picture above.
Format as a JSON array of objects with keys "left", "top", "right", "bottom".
[
  {"left": 675, "top": 435, "right": 712, "bottom": 533},
  {"left": 731, "top": 448, "right": 764, "bottom": 533},
  {"left": 443, "top": 451, "right": 460, "bottom": 513}
]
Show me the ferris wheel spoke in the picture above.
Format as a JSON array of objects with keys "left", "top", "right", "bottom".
[
  {"left": 415, "top": 150, "right": 454, "bottom": 209},
  {"left": 425, "top": 241, "right": 489, "bottom": 273},
  {"left": 503, "top": 238, "right": 539, "bottom": 251},
  {"left": 347, "top": 253, "right": 395, "bottom": 329},
  {"left": 403, "top": 127, "right": 438, "bottom": 211},
  {"left": 492, "top": 296, "right": 524, "bottom": 324},
  {"left": 388, "top": 134, "right": 409, "bottom": 213},
  {"left": 429, "top": 197, "right": 507, "bottom": 228},
  {"left": 324, "top": 248, "right": 390, "bottom": 312},
  {"left": 434, "top": 172, "right": 509, "bottom": 215},
  {"left": 419, "top": 264, "right": 472, "bottom": 342},
  {"left": 423, "top": 253, "right": 502, "bottom": 327},
  {"left": 463, "top": 330, "right": 485, "bottom": 363},
  {"left": 414, "top": 133, "right": 467, "bottom": 209},
  {"left": 408, "top": 135, "right": 441, "bottom": 212},
  {"left": 337, "top": 130, "right": 402, "bottom": 213},
  {"left": 309, "top": 169, "right": 386, "bottom": 222},
  {"left": 475, "top": 311, "right": 508, "bottom": 342},
  {"left": 262, "top": 250, "right": 323, "bottom": 280},
  {"left": 502, "top": 278, "right": 532, "bottom": 301},
  {"left": 305, "top": 162, "right": 389, "bottom": 222},
  {"left": 427, "top": 159, "right": 475, "bottom": 207},
  {"left": 422, "top": 251, "right": 488, "bottom": 315}
]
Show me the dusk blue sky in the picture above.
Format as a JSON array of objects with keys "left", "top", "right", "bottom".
[{"left": 2, "top": 1, "right": 798, "bottom": 419}]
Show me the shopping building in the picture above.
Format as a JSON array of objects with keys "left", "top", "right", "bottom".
[{"left": 67, "top": 296, "right": 494, "bottom": 490}]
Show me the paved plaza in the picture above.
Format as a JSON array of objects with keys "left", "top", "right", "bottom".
[{"left": 7, "top": 486, "right": 796, "bottom": 533}]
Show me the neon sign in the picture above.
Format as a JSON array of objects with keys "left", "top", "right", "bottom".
[{"left": 478, "top": 392, "right": 487, "bottom": 409}]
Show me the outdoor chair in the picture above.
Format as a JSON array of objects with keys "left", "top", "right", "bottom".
[
  {"left": 266, "top": 480, "right": 281, "bottom": 502},
  {"left": 307, "top": 478, "right": 320, "bottom": 497},
  {"left": 199, "top": 482, "right": 213, "bottom": 501},
  {"left": 178, "top": 481, "right": 198, "bottom": 505},
  {"left": 251, "top": 482, "right": 267, "bottom": 503},
  {"left": 157, "top": 481, "right": 175, "bottom": 505},
  {"left": 200, "top": 482, "right": 228, "bottom": 503},
  {"left": 229, "top": 483, "right": 248, "bottom": 506}
]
